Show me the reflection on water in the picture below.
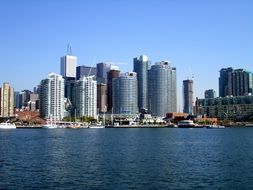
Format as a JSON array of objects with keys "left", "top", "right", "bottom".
[{"left": 1, "top": 128, "right": 253, "bottom": 189}]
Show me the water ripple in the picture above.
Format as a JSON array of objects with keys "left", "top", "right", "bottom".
[{"left": 1, "top": 128, "right": 253, "bottom": 189}]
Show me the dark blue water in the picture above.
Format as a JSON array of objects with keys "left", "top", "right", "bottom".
[{"left": 1, "top": 128, "right": 253, "bottom": 189}]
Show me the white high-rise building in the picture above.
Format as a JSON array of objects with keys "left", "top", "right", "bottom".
[
  {"left": 40, "top": 73, "right": 65, "bottom": 120},
  {"left": 60, "top": 55, "right": 77, "bottom": 78},
  {"left": 75, "top": 76, "right": 97, "bottom": 118}
]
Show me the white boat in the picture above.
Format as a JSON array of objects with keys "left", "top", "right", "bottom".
[
  {"left": 88, "top": 125, "right": 105, "bottom": 128},
  {"left": 42, "top": 124, "right": 58, "bottom": 129},
  {"left": 0, "top": 122, "right": 16, "bottom": 129},
  {"left": 245, "top": 123, "right": 253, "bottom": 127},
  {"left": 177, "top": 120, "right": 196, "bottom": 128},
  {"left": 206, "top": 125, "right": 225, "bottom": 129},
  {"left": 42, "top": 115, "right": 58, "bottom": 129}
]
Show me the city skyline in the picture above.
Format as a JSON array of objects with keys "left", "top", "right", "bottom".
[{"left": 1, "top": 0, "right": 253, "bottom": 107}]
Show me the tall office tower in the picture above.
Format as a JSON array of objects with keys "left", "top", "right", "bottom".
[
  {"left": 232, "top": 69, "right": 253, "bottom": 96},
  {"left": 64, "top": 77, "right": 76, "bottom": 112},
  {"left": 76, "top": 66, "right": 97, "bottom": 80},
  {"left": 133, "top": 55, "right": 150, "bottom": 111},
  {"left": 183, "top": 79, "right": 194, "bottom": 114},
  {"left": 60, "top": 50, "right": 77, "bottom": 107},
  {"left": 148, "top": 61, "right": 177, "bottom": 117},
  {"left": 205, "top": 89, "right": 216, "bottom": 99},
  {"left": 219, "top": 67, "right": 253, "bottom": 97},
  {"left": 107, "top": 69, "right": 120, "bottom": 112},
  {"left": 60, "top": 55, "right": 77, "bottom": 78},
  {"left": 0, "top": 82, "right": 14, "bottom": 117},
  {"left": 75, "top": 76, "right": 97, "bottom": 118},
  {"left": 112, "top": 72, "right": 138, "bottom": 114},
  {"left": 219, "top": 67, "right": 234, "bottom": 97},
  {"left": 28, "top": 93, "right": 39, "bottom": 111},
  {"left": 19, "top": 89, "right": 32, "bottom": 109},
  {"left": 14, "top": 91, "right": 20, "bottom": 109},
  {"left": 97, "top": 83, "right": 107, "bottom": 113},
  {"left": 39, "top": 73, "right": 65, "bottom": 120},
  {"left": 96, "top": 62, "right": 119, "bottom": 84},
  {"left": 97, "top": 62, "right": 110, "bottom": 84}
]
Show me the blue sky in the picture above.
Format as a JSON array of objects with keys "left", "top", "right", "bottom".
[{"left": 1, "top": 0, "right": 253, "bottom": 109}]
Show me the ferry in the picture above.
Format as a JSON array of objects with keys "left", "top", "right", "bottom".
[{"left": 0, "top": 122, "right": 16, "bottom": 129}]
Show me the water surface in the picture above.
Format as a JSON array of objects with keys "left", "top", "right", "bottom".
[{"left": 1, "top": 128, "right": 253, "bottom": 189}]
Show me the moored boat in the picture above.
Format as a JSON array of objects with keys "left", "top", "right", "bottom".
[
  {"left": 206, "top": 125, "right": 225, "bottom": 129},
  {"left": 0, "top": 122, "right": 16, "bottom": 129},
  {"left": 177, "top": 120, "right": 196, "bottom": 128},
  {"left": 42, "top": 124, "right": 58, "bottom": 129},
  {"left": 244, "top": 123, "right": 253, "bottom": 127},
  {"left": 88, "top": 124, "right": 105, "bottom": 128},
  {"left": 166, "top": 123, "right": 178, "bottom": 128}
]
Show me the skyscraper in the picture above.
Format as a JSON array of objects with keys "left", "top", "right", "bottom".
[
  {"left": 39, "top": 73, "right": 65, "bottom": 120},
  {"left": 219, "top": 67, "right": 253, "bottom": 97},
  {"left": 107, "top": 69, "right": 120, "bottom": 112},
  {"left": 97, "top": 83, "right": 107, "bottom": 113},
  {"left": 112, "top": 72, "right": 138, "bottom": 114},
  {"left": 205, "top": 89, "right": 216, "bottom": 99},
  {"left": 0, "top": 82, "right": 14, "bottom": 117},
  {"left": 28, "top": 93, "right": 39, "bottom": 111},
  {"left": 133, "top": 55, "right": 150, "bottom": 111},
  {"left": 232, "top": 69, "right": 253, "bottom": 96},
  {"left": 60, "top": 55, "right": 77, "bottom": 78},
  {"left": 60, "top": 50, "right": 77, "bottom": 113},
  {"left": 75, "top": 76, "right": 97, "bottom": 118},
  {"left": 96, "top": 62, "right": 119, "bottom": 84},
  {"left": 183, "top": 79, "right": 194, "bottom": 114},
  {"left": 148, "top": 61, "right": 177, "bottom": 117},
  {"left": 64, "top": 77, "right": 76, "bottom": 112},
  {"left": 14, "top": 91, "right": 20, "bottom": 109},
  {"left": 19, "top": 89, "right": 32, "bottom": 109},
  {"left": 76, "top": 66, "right": 96, "bottom": 80}
]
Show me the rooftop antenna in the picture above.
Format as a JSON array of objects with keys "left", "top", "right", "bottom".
[{"left": 67, "top": 43, "right": 72, "bottom": 55}]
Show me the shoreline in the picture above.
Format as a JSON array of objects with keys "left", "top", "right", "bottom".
[{"left": 14, "top": 124, "right": 253, "bottom": 129}]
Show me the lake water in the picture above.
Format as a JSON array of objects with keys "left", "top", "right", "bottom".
[{"left": 1, "top": 128, "right": 253, "bottom": 189}]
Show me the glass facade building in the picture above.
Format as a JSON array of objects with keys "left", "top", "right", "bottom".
[
  {"left": 219, "top": 67, "right": 253, "bottom": 97},
  {"left": 76, "top": 66, "right": 96, "bottom": 80},
  {"left": 205, "top": 89, "right": 216, "bottom": 99},
  {"left": 96, "top": 62, "right": 120, "bottom": 84},
  {"left": 183, "top": 79, "right": 193, "bottom": 114},
  {"left": 107, "top": 69, "right": 120, "bottom": 112},
  {"left": 148, "top": 61, "right": 177, "bottom": 117},
  {"left": 112, "top": 72, "right": 138, "bottom": 114},
  {"left": 133, "top": 55, "right": 150, "bottom": 111}
]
